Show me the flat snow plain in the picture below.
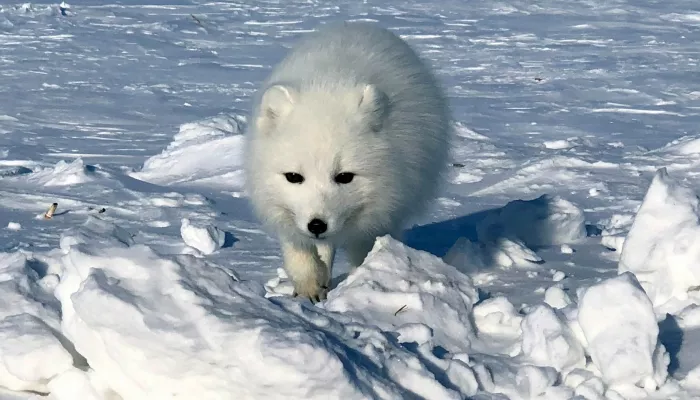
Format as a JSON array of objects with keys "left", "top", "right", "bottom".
[{"left": 1, "top": 0, "right": 700, "bottom": 399}]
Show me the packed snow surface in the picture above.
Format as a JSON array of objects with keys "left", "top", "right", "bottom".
[{"left": 1, "top": 0, "right": 700, "bottom": 399}]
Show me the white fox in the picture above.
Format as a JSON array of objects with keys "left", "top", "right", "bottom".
[{"left": 244, "top": 22, "right": 451, "bottom": 301}]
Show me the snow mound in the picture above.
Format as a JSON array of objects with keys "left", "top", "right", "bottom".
[
  {"left": 619, "top": 168, "right": 700, "bottom": 314},
  {"left": 0, "top": 186, "right": 686, "bottom": 399},
  {"left": 454, "top": 121, "right": 490, "bottom": 140},
  {"left": 0, "top": 252, "right": 74, "bottom": 394},
  {"left": 443, "top": 194, "right": 584, "bottom": 273},
  {"left": 180, "top": 218, "right": 226, "bottom": 255},
  {"left": 59, "top": 216, "right": 134, "bottom": 251},
  {"left": 656, "top": 135, "right": 700, "bottom": 155},
  {"left": 521, "top": 304, "right": 585, "bottom": 373},
  {"left": 477, "top": 194, "right": 587, "bottom": 248},
  {"left": 0, "top": 214, "right": 688, "bottom": 399},
  {"left": 471, "top": 296, "right": 523, "bottom": 356},
  {"left": 577, "top": 272, "right": 669, "bottom": 397},
  {"left": 543, "top": 139, "right": 575, "bottom": 150},
  {"left": 444, "top": 235, "right": 543, "bottom": 272},
  {"left": 324, "top": 235, "right": 479, "bottom": 353},
  {"left": 544, "top": 286, "right": 572, "bottom": 309},
  {"left": 0, "top": 314, "right": 74, "bottom": 393},
  {"left": 131, "top": 114, "right": 246, "bottom": 188},
  {"left": 26, "top": 158, "right": 96, "bottom": 187},
  {"left": 465, "top": 272, "right": 671, "bottom": 399},
  {"left": 47, "top": 221, "right": 476, "bottom": 399}
]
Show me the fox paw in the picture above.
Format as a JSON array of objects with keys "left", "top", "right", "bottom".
[{"left": 292, "top": 283, "right": 329, "bottom": 304}]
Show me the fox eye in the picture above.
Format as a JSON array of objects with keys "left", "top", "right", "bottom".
[
  {"left": 334, "top": 172, "right": 355, "bottom": 184},
  {"left": 284, "top": 172, "right": 304, "bottom": 184}
]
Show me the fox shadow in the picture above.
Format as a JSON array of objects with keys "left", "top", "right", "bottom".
[
  {"left": 330, "top": 206, "right": 500, "bottom": 291},
  {"left": 658, "top": 314, "right": 684, "bottom": 376},
  {"left": 329, "top": 206, "right": 500, "bottom": 288},
  {"left": 403, "top": 208, "right": 495, "bottom": 259},
  {"left": 332, "top": 195, "right": 604, "bottom": 287},
  {"left": 402, "top": 193, "right": 604, "bottom": 272}
]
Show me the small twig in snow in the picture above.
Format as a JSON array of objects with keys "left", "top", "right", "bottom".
[{"left": 394, "top": 305, "right": 407, "bottom": 316}]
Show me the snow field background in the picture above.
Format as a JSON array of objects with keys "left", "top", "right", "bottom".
[{"left": 1, "top": 0, "right": 700, "bottom": 399}]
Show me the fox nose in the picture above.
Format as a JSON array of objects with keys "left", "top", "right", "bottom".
[{"left": 307, "top": 218, "right": 328, "bottom": 236}]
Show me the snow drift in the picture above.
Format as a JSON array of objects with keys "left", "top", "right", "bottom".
[
  {"left": 0, "top": 208, "right": 691, "bottom": 399},
  {"left": 2, "top": 217, "right": 490, "bottom": 400},
  {"left": 23, "top": 158, "right": 97, "bottom": 187},
  {"left": 0, "top": 161, "right": 698, "bottom": 399},
  {"left": 130, "top": 114, "right": 247, "bottom": 189}
]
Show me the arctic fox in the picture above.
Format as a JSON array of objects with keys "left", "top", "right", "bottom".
[{"left": 244, "top": 22, "right": 451, "bottom": 301}]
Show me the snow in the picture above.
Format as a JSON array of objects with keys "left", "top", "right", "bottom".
[
  {"left": 130, "top": 114, "right": 247, "bottom": 189},
  {"left": 27, "top": 159, "right": 96, "bottom": 187},
  {"left": 544, "top": 286, "right": 572, "bottom": 309},
  {"left": 179, "top": 218, "right": 226, "bottom": 255},
  {"left": 619, "top": 168, "right": 700, "bottom": 316},
  {"left": 0, "top": 314, "right": 74, "bottom": 393},
  {"left": 476, "top": 195, "right": 587, "bottom": 248},
  {"left": 0, "top": 252, "right": 72, "bottom": 394},
  {"left": 443, "top": 195, "right": 584, "bottom": 272},
  {"left": 444, "top": 235, "right": 544, "bottom": 272},
  {"left": 577, "top": 272, "right": 668, "bottom": 395},
  {"left": 552, "top": 270, "right": 566, "bottom": 281},
  {"left": 323, "top": 235, "right": 479, "bottom": 353},
  {"left": 57, "top": 223, "right": 484, "bottom": 399},
  {"left": 1, "top": 0, "right": 700, "bottom": 398},
  {"left": 58, "top": 219, "right": 405, "bottom": 399},
  {"left": 521, "top": 304, "right": 585, "bottom": 372},
  {"left": 543, "top": 139, "right": 574, "bottom": 150}
]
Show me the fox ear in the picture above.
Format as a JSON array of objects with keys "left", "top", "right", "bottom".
[
  {"left": 357, "top": 84, "right": 388, "bottom": 132},
  {"left": 256, "top": 84, "right": 297, "bottom": 133}
]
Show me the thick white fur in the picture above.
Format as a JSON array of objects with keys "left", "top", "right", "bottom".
[{"left": 244, "top": 22, "right": 451, "bottom": 300}]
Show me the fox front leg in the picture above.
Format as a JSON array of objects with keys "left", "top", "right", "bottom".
[{"left": 281, "top": 239, "right": 331, "bottom": 303}]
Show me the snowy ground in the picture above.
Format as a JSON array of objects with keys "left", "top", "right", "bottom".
[{"left": 1, "top": 0, "right": 700, "bottom": 399}]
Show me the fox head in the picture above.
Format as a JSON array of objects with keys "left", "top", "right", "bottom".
[{"left": 245, "top": 83, "right": 398, "bottom": 243}]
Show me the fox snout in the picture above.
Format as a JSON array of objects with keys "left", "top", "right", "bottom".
[{"left": 307, "top": 218, "right": 328, "bottom": 237}]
